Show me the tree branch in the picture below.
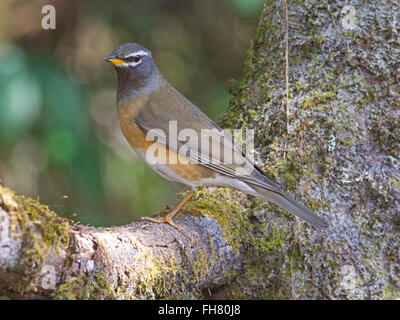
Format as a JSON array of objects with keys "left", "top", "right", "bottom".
[{"left": 0, "top": 184, "right": 241, "bottom": 299}]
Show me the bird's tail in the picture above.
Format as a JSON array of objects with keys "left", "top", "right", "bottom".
[{"left": 251, "top": 185, "right": 328, "bottom": 230}]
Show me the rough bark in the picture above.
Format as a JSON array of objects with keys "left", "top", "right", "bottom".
[
  {"left": 0, "top": 185, "right": 241, "bottom": 299},
  {"left": 221, "top": 0, "right": 400, "bottom": 299},
  {"left": 1, "top": 0, "right": 399, "bottom": 299}
]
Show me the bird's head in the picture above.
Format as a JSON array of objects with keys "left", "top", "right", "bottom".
[{"left": 103, "top": 43, "right": 157, "bottom": 92}]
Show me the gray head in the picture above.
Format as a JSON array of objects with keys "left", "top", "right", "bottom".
[{"left": 103, "top": 43, "right": 157, "bottom": 97}]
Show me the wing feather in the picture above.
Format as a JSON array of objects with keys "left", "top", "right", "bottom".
[{"left": 134, "top": 78, "right": 282, "bottom": 193}]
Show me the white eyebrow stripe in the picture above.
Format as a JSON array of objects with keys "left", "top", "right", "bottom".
[
  {"left": 120, "top": 60, "right": 143, "bottom": 68},
  {"left": 125, "top": 50, "right": 149, "bottom": 58}
]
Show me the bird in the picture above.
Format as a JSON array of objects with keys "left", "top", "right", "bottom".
[{"left": 103, "top": 43, "right": 328, "bottom": 232}]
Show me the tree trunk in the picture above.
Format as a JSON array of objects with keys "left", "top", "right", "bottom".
[
  {"left": 221, "top": 0, "right": 400, "bottom": 299},
  {"left": 1, "top": 0, "right": 399, "bottom": 299}
]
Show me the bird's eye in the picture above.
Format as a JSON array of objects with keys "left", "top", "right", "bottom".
[{"left": 124, "top": 55, "right": 142, "bottom": 64}]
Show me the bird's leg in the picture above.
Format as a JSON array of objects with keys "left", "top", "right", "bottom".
[{"left": 141, "top": 189, "right": 197, "bottom": 232}]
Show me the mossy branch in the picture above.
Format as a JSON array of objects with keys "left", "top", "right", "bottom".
[{"left": 0, "top": 184, "right": 242, "bottom": 299}]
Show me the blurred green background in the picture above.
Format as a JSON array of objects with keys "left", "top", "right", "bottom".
[{"left": 0, "top": 0, "right": 263, "bottom": 226}]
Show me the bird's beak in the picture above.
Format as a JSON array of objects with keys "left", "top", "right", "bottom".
[{"left": 102, "top": 54, "right": 126, "bottom": 65}]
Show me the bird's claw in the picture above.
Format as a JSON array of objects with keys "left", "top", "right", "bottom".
[{"left": 141, "top": 216, "right": 183, "bottom": 232}]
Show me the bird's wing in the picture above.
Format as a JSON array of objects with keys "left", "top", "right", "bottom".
[{"left": 134, "top": 78, "right": 282, "bottom": 193}]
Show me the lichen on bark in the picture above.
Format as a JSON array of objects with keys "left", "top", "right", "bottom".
[
  {"left": 217, "top": 0, "right": 400, "bottom": 299},
  {"left": 0, "top": 184, "right": 242, "bottom": 299}
]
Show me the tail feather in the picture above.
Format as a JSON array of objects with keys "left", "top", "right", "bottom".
[{"left": 251, "top": 185, "right": 329, "bottom": 230}]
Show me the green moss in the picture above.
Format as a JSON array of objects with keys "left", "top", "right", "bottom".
[
  {"left": 53, "top": 272, "right": 119, "bottom": 300},
  {"left": 217, "top": 0, "right": 400, "bottom": 299},
  {"left": 16, "top": 195, "right": 70, "bottom": 252},
  {"left": 370, "top": 112, "right": 400, "bottom": 158},
  {"left": 185, "top": 188, "right": 252, "bottom": 252},
  {"left": 184, "top": 188, "right": 293, "bottom": 299},
  {"left": 299, "top": 89, "right": 337, "bottom": 110},
  {"left": 133, "top": 254, "right": 183, "bottom": 299},
  {"left": 191, "top": 239, "right": 211, "bottom": 283},
  {"left": 53, "top": 243, "right": 190, "bottom": 300},
  {"left": 0, "top": 185, "right": 70, "bottom": 293}
]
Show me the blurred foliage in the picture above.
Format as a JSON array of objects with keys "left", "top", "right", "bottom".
[{"left": 0, "top": 0, "right": 261, "bottom": 226}]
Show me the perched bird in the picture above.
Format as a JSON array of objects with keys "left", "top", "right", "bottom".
[{"left": 103, "top": 43, "right": 328, "bottom": 232}]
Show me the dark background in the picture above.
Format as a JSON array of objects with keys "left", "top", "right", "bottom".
[{"left": 0, "top": 0, "right": 264, "bottom": 226}]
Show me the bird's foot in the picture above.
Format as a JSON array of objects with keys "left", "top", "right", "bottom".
[
  {"left": 141, "top": 190, "right": 198, "bottom": 233},
  {"left": 141, "top": 216, "right": 182, "bottom": 232}
]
